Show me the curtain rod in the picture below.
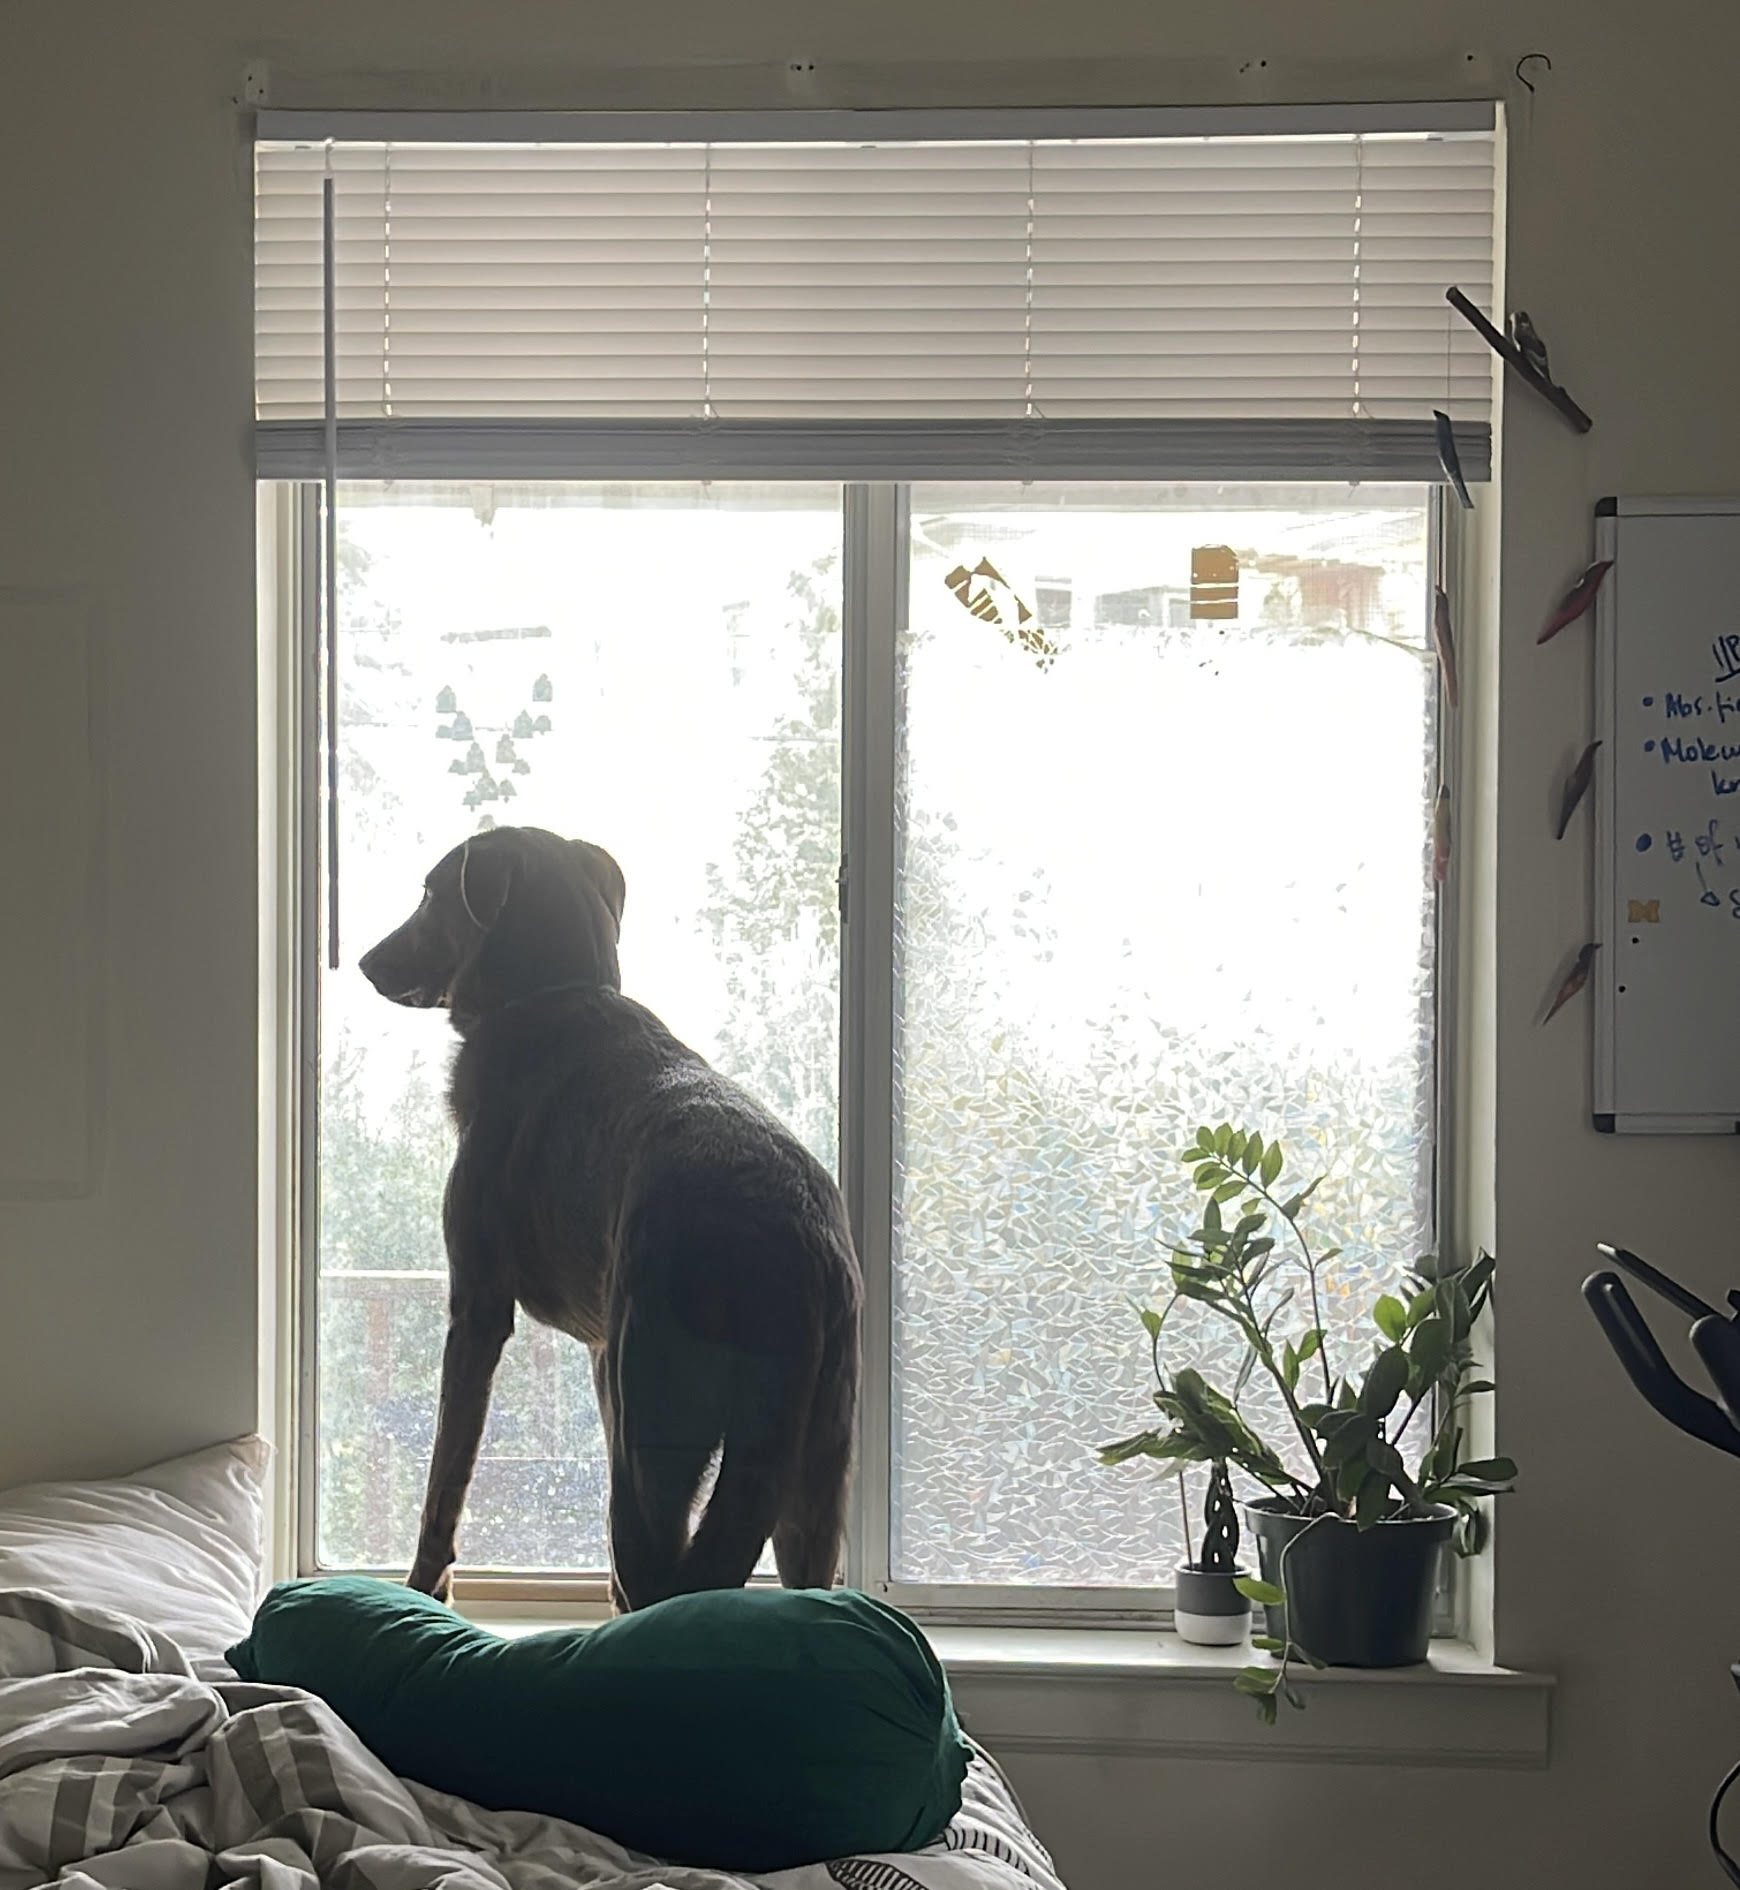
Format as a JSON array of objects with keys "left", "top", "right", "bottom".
[{"left": 256, "top": 101, "right": 1496, "bottom": 145}]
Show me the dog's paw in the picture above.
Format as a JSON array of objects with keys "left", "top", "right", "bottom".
[{"left": 406, "top": 1561, "right": 455, "bottom": 1604}]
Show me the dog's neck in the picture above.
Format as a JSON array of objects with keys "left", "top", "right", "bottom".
[
  {"left": 501, "top": 978, "right": 610, "bottom": 1012},
  {"left": 451, "top": 979, "right": 613, "bottom": 1035}
]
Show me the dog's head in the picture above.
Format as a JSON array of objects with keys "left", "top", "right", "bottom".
[{"left": 358, "top": 826, "right": 626, "bottom": 1026}]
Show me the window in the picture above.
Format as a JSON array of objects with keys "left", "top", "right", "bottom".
[
  {"left": 257, "top": 107, "right": 1494, "bottom": 1614},
  {"left": 311, "top": 484, "right": 842, "bottom": 1574}
]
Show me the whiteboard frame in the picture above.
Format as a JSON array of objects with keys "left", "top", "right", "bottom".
[{"left": 1592, "top": 495, "right": 1740, "bottom": 1134}]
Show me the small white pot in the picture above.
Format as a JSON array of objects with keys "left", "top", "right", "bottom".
[{"left": 1173, "top": 1561, "right": 1253, "bottom": 1647}]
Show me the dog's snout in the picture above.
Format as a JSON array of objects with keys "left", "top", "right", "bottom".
[
  {"left": 357, "top": 913, "right": 441, "bottom": 1005},
  {"left": 357, "top": 941, "right": 392, "bottom": 990}
]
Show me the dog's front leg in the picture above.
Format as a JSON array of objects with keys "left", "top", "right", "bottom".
[{"left": 407, "top": 1284, "right": 515, "bottom": 1600}]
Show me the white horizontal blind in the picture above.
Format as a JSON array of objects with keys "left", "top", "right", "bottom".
[
  {"left": 256, "top": 146, "right": 389, "bottom": 418},
  {"left": 706, "top": 143, "right": 1032, "bottom": 419},
  {"left": 1029, "top": 135, "right": 1494, "bottom": 422},
  {"left": 255, "top": 119, "right": 1496, "bottom": 477},
  {"left": 257, "top": 144, "right": 707, "bottom": 419}
]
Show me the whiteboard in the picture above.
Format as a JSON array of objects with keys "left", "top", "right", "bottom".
[{"left": 1594, "top": 498, "right": 1740, "bottom": 1132}]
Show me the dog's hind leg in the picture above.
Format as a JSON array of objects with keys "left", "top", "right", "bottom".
[
  {"left": 771, "top": 1441, "right": 850, "bottom": 1590},
  {"left": 607, "top": 1434, "right": 720, "bottom": 1612},
  {"left": 605, "top": 1356, "right": 787, "bottom": 1607},
  {"left": 772, "top": 1312, "right": 857, "bottom": 1590},
  {"left": 600, "top": 1322, "right": 720, "bottom": 1611},
  {"left": 668, "top": 1437, "right": 789, "bottom": 1598},
  {"left": 408, "top": 1284, "right": 516, "bottom": 1600}
]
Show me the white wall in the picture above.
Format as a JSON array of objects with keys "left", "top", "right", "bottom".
[{"left": 3, "top": 2, "right": 1739, "bottom": 1884}]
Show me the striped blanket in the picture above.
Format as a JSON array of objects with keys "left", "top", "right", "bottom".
[{"left": 0, "top": 1589, "right": 1065, "bottom": 1890}]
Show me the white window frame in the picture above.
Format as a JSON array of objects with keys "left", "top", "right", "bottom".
[{"left": 270, "top": 473, "right": 1458, "bottom": 1627}]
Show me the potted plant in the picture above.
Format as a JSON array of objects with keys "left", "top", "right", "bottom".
[
  {"left": 1100, "top": 1293, "right": 1261, "bottom": 1644},
  {"left": 1100, "top": 1122, "right": 1515, "bottom": 1720},
  {"left": 1172, "top": 1461, "right": 1254, "bottom": 1646}
]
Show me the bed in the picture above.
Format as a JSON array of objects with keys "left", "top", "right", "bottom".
[{"left": 0, "top": 1439, "right": 1067, "bottom": 1890}]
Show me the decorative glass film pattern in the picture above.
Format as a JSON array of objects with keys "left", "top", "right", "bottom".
[
  {"left": 316, "top": 484, "right": 842, "bottom": 1572},
  {"left": 891, "top": 487, "right": 1438, "bottom": 1586}
]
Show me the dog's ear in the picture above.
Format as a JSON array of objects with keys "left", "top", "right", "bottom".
[
  {"left": 447, "top": 829, "right": 621, "bottom": 1020},
  {"left": 569, "top": 840, "right": 625, "bottom": 933}
]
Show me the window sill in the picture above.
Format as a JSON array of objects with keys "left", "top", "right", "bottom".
[
  {"left": 930, "top": 1626, "right": 1551, "bottom": 1767},
  {"left": 464, "top": 1609, "right": 1552, "bottom": 1769}
]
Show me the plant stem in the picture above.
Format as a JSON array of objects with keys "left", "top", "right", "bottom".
[
  {"left": 1240, "top": 1172, "right": 1335, "bottom": 1405},
  {"left": 1227, "top": 1252, "right": 1331, "bottom": 1497},
  {"left": 1391, "top": 1385, "right": 1432, "bottom": 1447}
]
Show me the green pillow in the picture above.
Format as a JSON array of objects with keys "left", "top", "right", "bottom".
[{"left": 227, "top": 1577, "right": 970, "bottom": 1872}]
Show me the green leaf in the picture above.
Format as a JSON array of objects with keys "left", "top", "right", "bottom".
[
  {"left": 1449, "top": 1279, "right": 1476, "bottom": 1344},
  {"left": 1322, "top": 1413, "right": 1379, "bottom": 1469},
  {"left": 1456, "top": 1456, "right": 1518, "bottom": 1482},
  {"left": 1297, "top": 1328, "right": 1325, "bottom": 1363},
  {"left": 1251, "top": 1635, "right": 1287, "bottom": 1653},
  {"left": 1138, "top": 1306, "right": 1164, "bottom": 1340},
  {"left": 1335, "top": 1458, "right": 1369, "bottom": 1504},
  {"left": 1359, "top": 1346, "right": 1410, "bottom": 1421},
  {"left": 1373, "top": 1294, "right": 1408, "bottom": 1343},
  {"left": 1260, "top": 1140, "right": 1284, "bottom": 1187},
  {"left": 1170, "top": 1266, "right": 1223, "bottom": 1307},
  {"left": 1212, "top": 1177, "right": 1246, "bottom": 1204},
  {"left": 1235, "top": 1666, "right": 1279, "bottom": 1695},
  {"left": 1193, "top": 1161, "right": 1223, "bottom": 1191},
  {"left": 1422, "top": 1420, "right": 1463, "bottom": 1487},
  {"left": 1409, "top": 1314, "right": 1453, "bottom": 1386},
  {"left": 1279, "top": 1194, "right": 1305, "bottom": 1220},
  {"left": 1455, "top": 1506, "right": 1491, "bottom": 1556},
  {"left": 1213, "top": 1124, "right": 1232, "bottom": 1156},
  {"left": 1235, "top": 1577, "right": 1286, "bottom": 1606},
  {"left": 1282, "top": 1340, "right": 1300, "bottom": 1394},
  {"left": 1407, "top": 1285, "right": 1439, "bottom": 1328},
  {"left": 1242, "top": 1130, "right": 1264, "bottom": 1175},
  {"left": 1095, "top": 1431, "right": 1166, "bottom": 1465},
  {"left": 1356, "top": 1471, "right": 1392, "bottom": 1530},
  {"left": 1456, "top": 1379, "right": 1497, "bottom": 1398}
]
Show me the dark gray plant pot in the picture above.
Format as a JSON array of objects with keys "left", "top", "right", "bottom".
[
  {"left": 1173, "top": 1561, "right": 1252, "bottom": 1647},
  {"left": 1244, "top": 1499, "right": 1454, "bottom": 1668}
]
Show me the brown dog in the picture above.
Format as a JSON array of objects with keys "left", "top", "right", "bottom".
[{"left": 357, "top": 826, "right": 862, "bottom": 1610}]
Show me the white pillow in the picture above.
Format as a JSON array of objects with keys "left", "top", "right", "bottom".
[{"left": 0, "top": 1435, "right": 269, "bottom": 1675}]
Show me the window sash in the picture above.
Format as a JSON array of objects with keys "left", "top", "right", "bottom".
[{"left": 282, "top": 475, "right": 1452, "bottom": 1626}]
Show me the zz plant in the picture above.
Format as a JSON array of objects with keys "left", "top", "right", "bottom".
[{"left": 1100, "top": 1123, "right": 1516, "bottom": 1719}]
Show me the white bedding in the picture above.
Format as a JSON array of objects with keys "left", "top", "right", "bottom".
[
  {"left": 0, "top": 1588, "right": 1066, "bottom": 1890},
  {"left": 0, "top": 1438, "right": 269, "bottom": 1677}
]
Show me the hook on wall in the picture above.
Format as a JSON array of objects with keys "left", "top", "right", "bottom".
[{"left": 1515, "top": 52, "right": 1552, "bottom": 94}]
